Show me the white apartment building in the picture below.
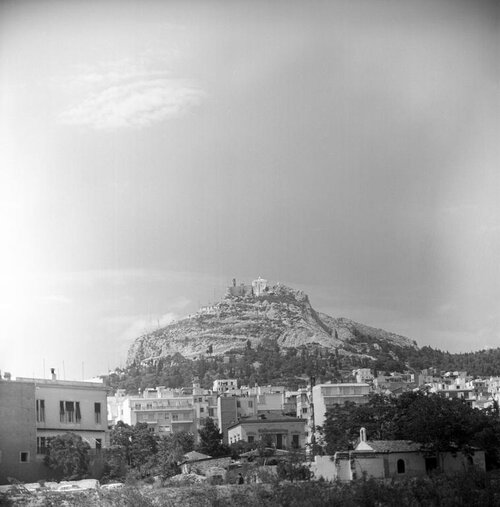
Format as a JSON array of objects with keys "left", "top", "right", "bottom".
[
  {"left": 213, "top": 379, "right": 238, "bottom": 394},
  {"left": 312, "top": 383, "right": 371, "bottom": 429},
  {"left": 16, "top": 374, "right": 108, "bottom": 454},
  {"left": 108, "top": 385, "right": 218, "bottom": 439}
]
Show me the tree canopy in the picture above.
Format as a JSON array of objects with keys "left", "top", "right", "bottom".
[
  {"left": 321, "top": 392, "right": 500, "bottom": 469},
  {"left": 197, "top": 417, "right": 230, "bottom": 457},
  {"left": 105, "top": 423, "right": 195, "bottom": 481},
  {"left": 44, "top": 433, "right": 91, "bottom": 480}
]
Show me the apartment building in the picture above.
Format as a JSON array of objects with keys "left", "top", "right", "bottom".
[
  {"left": 108, "top": 385, "right": 218, "bottom": 439},
  {"left": 0, "top": 373, "right": 108, "bottom": 484},
  {"left": 213, "top": 379, "right": 238, "bottom": 394},
  {"left": 312, "top": 383, "right": 370, "bottom": 428},
  {"left": 15, "top": 374, "right": 109, "bottom": 455}
]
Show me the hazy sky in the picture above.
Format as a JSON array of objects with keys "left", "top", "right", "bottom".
[{"left": 1, "top": 0, "right": 499, "bottom": 380}]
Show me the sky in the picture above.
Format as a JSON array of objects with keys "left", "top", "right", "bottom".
[{"left": 1, "top": 0, "right": 499, "bottom": 380}]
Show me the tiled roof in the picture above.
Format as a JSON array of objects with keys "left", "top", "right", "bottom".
[{"left": 362, "top": 440, "right": 422, "bottom": 453}]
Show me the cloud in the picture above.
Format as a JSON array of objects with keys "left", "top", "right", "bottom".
[
  {"left": 104, "top": 312, "right": 179, "bottom": 343},
  {"left": 55, "top": 54, "right": 206, "bottom": 129},
  {"left": 59, "top": 78, "right": 205, "bottom": 129}
]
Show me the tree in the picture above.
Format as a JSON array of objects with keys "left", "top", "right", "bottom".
[
  {"left": 102, "top": 445, "right": 127, "bottom": 482},
  {"left": 108, "top": 421, "right": 159, "bottom": 478},
  {"left": 129, "top": 423, "right": 158, "bottom": 477},
  {"left": 109, "top": 420, "right": 134, "bottom": 465},
  {"left": 197, "top": 418, "right": 229, "bottom": 457},
  {"left": 44, "top": 433, "right": 91, "bottom": 480},
  {"left": 321, "top": 391, "right": 500, "bottom": 469},
  {"left": 277, "top": 450, "right": 312, "bottom": 482},
  {"left": 156, "top": 431, "right": 195, "bottom": 481}
]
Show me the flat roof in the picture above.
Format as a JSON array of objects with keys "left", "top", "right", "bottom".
[{"left": 15, "top": 377, "right": 107, "bottom": 389}]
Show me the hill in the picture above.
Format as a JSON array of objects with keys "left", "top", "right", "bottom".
[{"left": 127, "top": 282, "right": 417, "bottom": 367}]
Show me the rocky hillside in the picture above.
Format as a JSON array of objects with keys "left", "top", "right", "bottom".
[{"left": 127, "top": 283, "right": 417, "bottom": 366}]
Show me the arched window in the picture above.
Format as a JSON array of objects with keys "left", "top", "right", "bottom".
[{"left": 397, "top": 459, "right": 405, "bottom": 474}]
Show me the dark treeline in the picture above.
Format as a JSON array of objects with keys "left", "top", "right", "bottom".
[
  {"left": 107, "top": 340, "right": 500, "bottom": 394},
  {"left": 321, "top": 392, "right": 500, "bottom": 469}
]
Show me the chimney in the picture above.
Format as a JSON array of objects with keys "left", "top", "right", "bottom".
[
  {"left": 360, "top": 427, "right": 367, "bottom": 443},
  {"left": 50, "top": 368, "right": 56, "bottom": 380}
]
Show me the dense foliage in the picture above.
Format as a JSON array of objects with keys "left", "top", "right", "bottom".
[
  {"left": 106, "top": 340, "right": 500, "bottom": 395},
  {"left": 321, "top": 392, "right": 500, "bottom": 469},
  {"left": 197, "top": 417, "right": 230, "bottom": 457},
  {"left": 43, "top": 432, "right": 91, "bottom": 480},
  {"left": 102, "top": 421, "right": 231, "bottom": 482},
  {"left": 102, "top": 423, "right": 195, "bottom": 482}
]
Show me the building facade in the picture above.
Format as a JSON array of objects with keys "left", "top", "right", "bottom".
[
  {"left": 312, "top": 383, "right": 370, "bottom": 429},
  {"left": 313, "top": 428, "right": 486, "bottom": 481},
  {"left": 108, "top": 385, "right": 218, "bottom": 440},
  {"left": 0, "top": 375, "right": 108, "bottom": 484},
  {"left": 227, "top": 414, "right": 307, "bottom": 449},
  {"left": 0, "top": 380, "right": 38, "bottom": 484},
  {"left": 19, "top": 376, "right": 109, "bottom": 455}
]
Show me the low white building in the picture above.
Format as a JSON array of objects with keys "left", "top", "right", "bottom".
[{"left": 312, "top": 428, "right": 486, "bottom": 481}]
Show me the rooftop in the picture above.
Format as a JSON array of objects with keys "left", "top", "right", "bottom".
[{"left": 356, "top": 440, "right": 422, "bottom": 453}]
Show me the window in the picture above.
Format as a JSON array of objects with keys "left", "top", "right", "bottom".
[
  {"left": 236, "top": 401, "right": 241, "bottom": 408},
  {"left": 292, "top": 434, "right": 300, "bottom": 448},
  {"left": 425, "top": 457, "right": 438, "bottom": 473},
  {"left": 248, "top": 401, "right": 253, "bottom": 408},
  {"left": 208, "top": 408, "right": 214, "bottom": 417},
  {"left": 146, "top": 403, "right": 153, "bottom": 410},
  {"left": 200, "top": 407, "right": 204, "bottom": 412},
  {"left": 397, "top": 459, "right": 405, "bottom": 474},
  {"left": 20, "top": 452, "right": 30, "bottom": 463},
  {"left": 36, "top": 399, "right": 45, "bottom": 422},
  {"left": 60, "top": 401, "right": 80, "bottom": 423},
  {"left": 66, "top": 401, "right": 75, "bottom": 422},
  {"left": 95, "top": 403, "right": 101, "bottom": 424},
  {"left": 172, "top": 414, "right": 179, "bottom": 421},
  {"left": 37, "top": 437, "right": 50, "bottom": 454},
  {"left": 248, "top": 436, "right": 254, "bottom": 443},
  {"left": 302, "top": 407, "right": 308, "bottom": 414}
]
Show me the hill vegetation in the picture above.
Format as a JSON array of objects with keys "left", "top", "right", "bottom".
[{"left": 108, "top": 340, "right": 500, "bottom": 395}]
